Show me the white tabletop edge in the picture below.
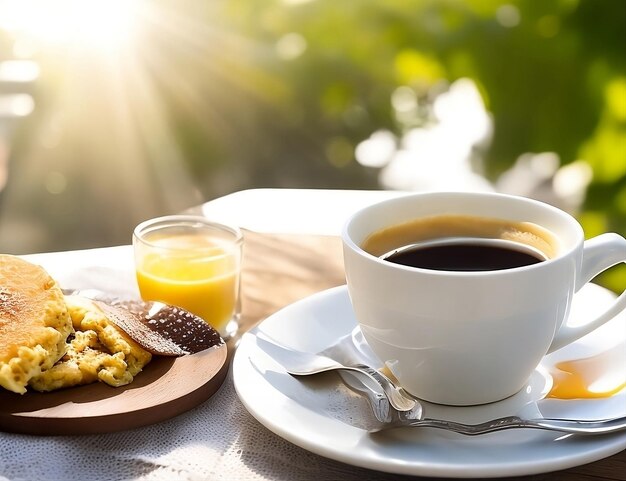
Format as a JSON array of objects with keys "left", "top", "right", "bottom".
[{"left": 198, "top": 188, "right": 409, "bottom": 236}]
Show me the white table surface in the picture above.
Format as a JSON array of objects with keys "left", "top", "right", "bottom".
[{"left": 195, "top": 188, "right": 407, "bottom": 235}]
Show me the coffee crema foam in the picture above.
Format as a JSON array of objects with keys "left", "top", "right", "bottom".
[{"left": 361, "top": 214, "right": 559, "bottom": 260}]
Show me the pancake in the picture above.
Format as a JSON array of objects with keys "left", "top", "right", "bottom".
[
  {"left": 0, "top": 255, "right": 73, "bottom": 394},
  {"left": 29, "top": 296, "right": 152, "bottom": 391}
]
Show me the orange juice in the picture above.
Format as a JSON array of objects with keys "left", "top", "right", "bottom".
[{"left": 135, "top": 233, "right": 240, "bottom": 333}]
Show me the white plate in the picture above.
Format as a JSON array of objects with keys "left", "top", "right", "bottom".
[{"left": 233, "top": 284, "right": 626, "bottom": 478}]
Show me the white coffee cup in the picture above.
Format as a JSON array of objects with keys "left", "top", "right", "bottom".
[{"left": 342, "top": 192, "right": 626, "bottom": 406}]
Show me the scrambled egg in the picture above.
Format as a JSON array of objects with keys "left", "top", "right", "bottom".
[{"left": 30, "top": 296, "right": 152, "bottom": 392}]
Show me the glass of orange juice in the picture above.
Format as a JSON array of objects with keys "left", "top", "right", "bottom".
[{"left": 133, "top": 215, "right": 243, "bottom": 339}]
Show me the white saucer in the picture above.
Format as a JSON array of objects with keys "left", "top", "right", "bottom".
[{"left": 233, "top": 284, "right": 626, "bottom": 478}]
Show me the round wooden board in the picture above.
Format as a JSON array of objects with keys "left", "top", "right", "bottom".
[{"left": 0, "top": 343, "right": 228, "bottom": 435}]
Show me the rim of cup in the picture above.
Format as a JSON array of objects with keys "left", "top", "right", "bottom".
[
  {"left": 133, "top": 215, "right": 243, "bottom": 251},
  {"left": 342, "top": 191, "right": 585, "bottom": 277}
]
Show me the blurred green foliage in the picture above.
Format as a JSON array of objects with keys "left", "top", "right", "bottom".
[{"left": 208, "top": 0, "right": 625, "bottom": 193}]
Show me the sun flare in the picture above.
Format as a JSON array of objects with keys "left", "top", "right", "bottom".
[
  {"left": 0, "top": 0, "right": 140, "bottom": 53},
  {"left": 0, "top": 0, "right": 278, "bottom": 252}
]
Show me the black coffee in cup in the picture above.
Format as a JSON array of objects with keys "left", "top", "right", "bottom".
[
  {"left": 361, "top": 214, "right": 557, "bottom": 272},
  {"left": 382, "top": 240, "right": 545, "bottom": 271}
]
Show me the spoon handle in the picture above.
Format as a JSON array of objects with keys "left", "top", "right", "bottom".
[
  {"left": 399, "top": 415, "right": 626, "bottom": 436},
  {"left": 342, "top": 365, "right": 417, "bottom": 412}
]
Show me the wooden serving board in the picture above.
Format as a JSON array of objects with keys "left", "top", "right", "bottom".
[{"left": 0, "top": 343, "right": 228, "bottom": 435}]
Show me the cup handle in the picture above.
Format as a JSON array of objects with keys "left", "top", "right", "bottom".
[{"left": 548, "top": 233, "right": 626, "bottom": 353}]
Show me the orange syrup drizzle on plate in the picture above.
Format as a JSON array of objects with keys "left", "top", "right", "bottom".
[{"left": 547, "top": 342, "right": 626, "bottom": 399}]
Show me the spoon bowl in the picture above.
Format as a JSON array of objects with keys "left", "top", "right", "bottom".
[{"left": 255, "top": 336, "right": 418, "bottom": 412}]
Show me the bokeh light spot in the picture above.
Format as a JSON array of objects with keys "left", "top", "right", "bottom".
[
  {"left": 44, "top": 172, "right": 67, "bottom": 195},
  {"left": 496, "top": 5, "right": 521, "bottom": 28}
]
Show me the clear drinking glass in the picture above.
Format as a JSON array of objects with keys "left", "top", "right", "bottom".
[{"left": 133, "top": 215, "right": 243, "bottom": 339}]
